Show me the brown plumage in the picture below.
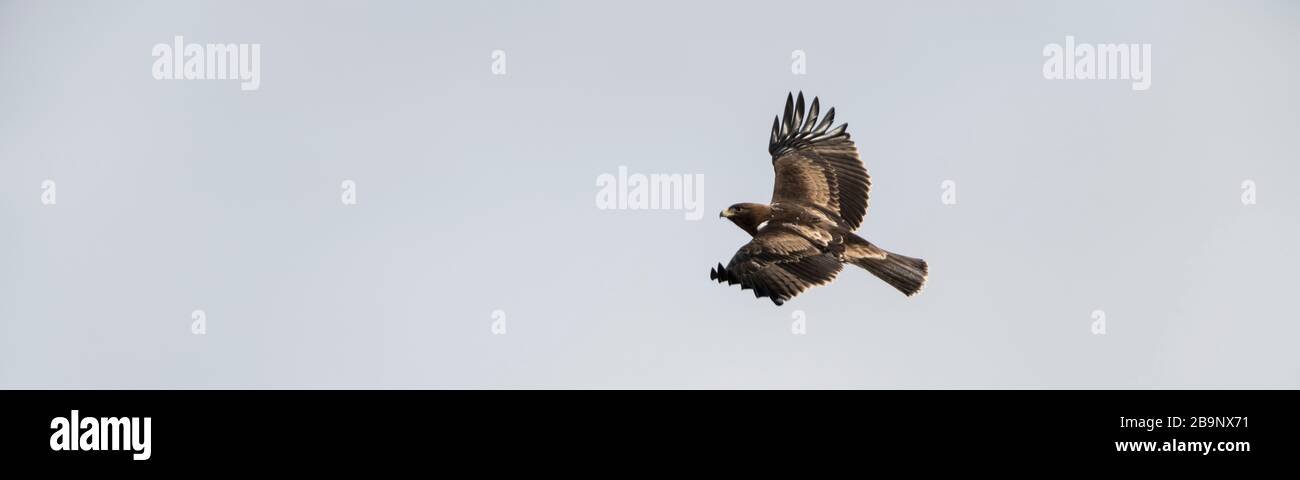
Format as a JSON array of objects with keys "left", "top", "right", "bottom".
[{"left": 711, "top": 92, "right": 928, "bottom": 305}]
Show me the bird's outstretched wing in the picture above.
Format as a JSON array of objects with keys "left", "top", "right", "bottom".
[
  {"left": 710, "top": 224, "right": 844, "bottom": 305},
  {"left": 768, "top": 92, "right": 871, "bottom": 230}
]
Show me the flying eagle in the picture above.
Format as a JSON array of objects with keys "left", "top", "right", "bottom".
[{"left": 710, "top": 92, "right": 928, "bottom": 305}]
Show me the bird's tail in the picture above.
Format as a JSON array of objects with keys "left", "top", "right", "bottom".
[{"left": 846, "top": 241, "right": 928, "bottom": 297}]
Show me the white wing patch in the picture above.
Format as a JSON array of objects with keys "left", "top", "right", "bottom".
[
  {"left": 805, "top": 208, "right": 834, "bottom": 225},
  {"left": 785, "top": 223, "right": 833, "bottom": 246}
]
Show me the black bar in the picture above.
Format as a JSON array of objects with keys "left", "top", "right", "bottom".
[{"left": 1, "top": 390, "right": 1294, "bottom": 466}]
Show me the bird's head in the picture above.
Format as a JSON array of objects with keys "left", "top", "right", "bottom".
[{"left": 720, "top": 202, "right": 772, "bottom": 236}]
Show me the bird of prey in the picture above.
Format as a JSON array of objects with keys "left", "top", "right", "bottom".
[{"left": 710, "top": 92, "right": 927, "bottom": 305}]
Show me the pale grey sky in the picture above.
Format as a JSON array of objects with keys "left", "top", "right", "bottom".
[{"left": 2, "top": 0, "right": 1297, "bottom": 388}]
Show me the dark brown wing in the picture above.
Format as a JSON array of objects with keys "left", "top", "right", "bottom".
[
  {"left": 709, "top": 225, "right": 843, "bottom": 305},
  {"left": 768, "top": 92, "right": 871, "bottom": 230}
]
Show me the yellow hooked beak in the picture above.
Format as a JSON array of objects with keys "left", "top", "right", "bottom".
[{"left": 719, "top": 207, "right": 734, "bottom": 218}]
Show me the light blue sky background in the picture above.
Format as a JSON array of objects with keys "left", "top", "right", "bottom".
[{"left": 2, "top": 0, "right": 1297, "bottom": 387}]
